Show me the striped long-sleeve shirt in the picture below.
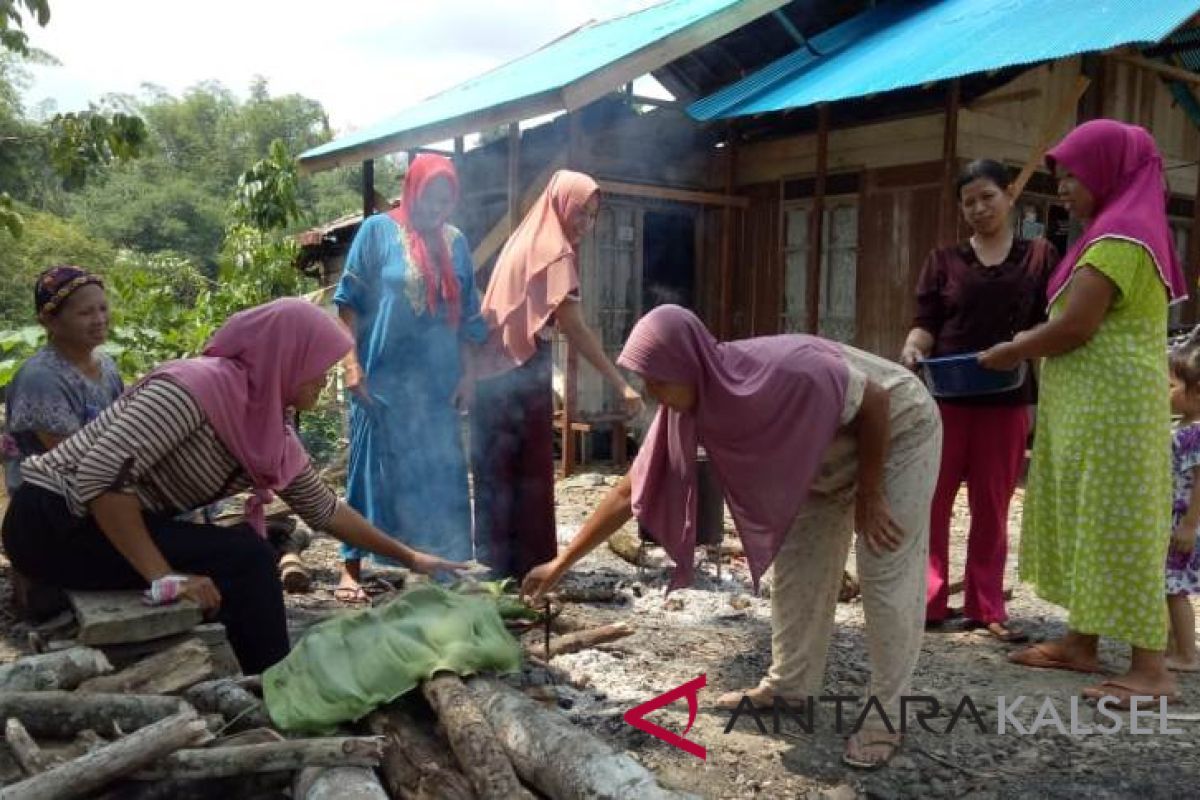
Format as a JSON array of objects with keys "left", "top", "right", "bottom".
[{"left": 21, "top": 379, "right": 338, "bottom": 530}]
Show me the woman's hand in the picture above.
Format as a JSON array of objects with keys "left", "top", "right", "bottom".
[
  {"left": 899, "top": 343, "right": 926, "bottom": 371},
  {"left": 1172, "top": 521, "right": 1197, "bottom": 555},
  {"left": 345, "top": 361, "right": 370, "bottom": 403},
  {"left": 521, "top": 559, "right": 565, "bottom": 604},
  {"left": 410, "top": 553, "right": 468, "bottom": 578},
  {"left": 855, "top": 491, "right": 905, "bottom": 555},
  {"left": 978, "top": 342, "right": 1023, "bottom": 372},
  {"left": 621, "top": 385, "right": 645, "bottom": 417},
  {"left": 178, "top": 575, "right": 221, "bottom": 611}
]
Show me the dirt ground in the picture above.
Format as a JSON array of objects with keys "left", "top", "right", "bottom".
[{"left": 1, "top": 474, "right": 1198, "bottom": 799}]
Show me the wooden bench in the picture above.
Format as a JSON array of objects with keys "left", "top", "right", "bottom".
[{"left": 553, "top": 412, "right": 628, "bottom": 477}]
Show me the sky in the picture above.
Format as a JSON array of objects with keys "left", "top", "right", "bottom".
[{"left": 19, "top": 0, "right": 658, "bottom": 137}]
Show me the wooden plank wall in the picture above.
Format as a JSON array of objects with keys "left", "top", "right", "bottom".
[
  {"left": 854, "top": 162, "right": 943, "bottom": 357},
  {"left": 726, "top": 182, "right": 782, "bottom": 339}
]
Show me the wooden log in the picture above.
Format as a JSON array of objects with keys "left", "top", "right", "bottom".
[
  {"left": 553, "top": 585, "right": 621, "bottom": 604},
  {"left": 0, "top": 692, "right": 190, "bottom": 739},
  {"left": 211, "top": 727, "right": 283, "bottom": 747},
  {"left": 544, "top": 622, "right": 634, "bottom": 659},
  {"left": 366, "top": 704, "right": 475, "bottom": 800},
  {"left": 294, "top": 765, "right": 388, "bottom": 800},
  {"left": 5, "top": 717, "right": 52, "bottom": 775},
  {"left": 69, "top": 590, "right": 201, "bottom": 646},
  {"left": 469, "top": 677, "right": 698, "bottom": 800},
  {"left": 421, "top": 672, "right": 533, "bottom": 800},
  {"left": 0, "top": 647, "right": 112, "bottom": 691},
  {"left": 183, "top": 678, "right": 271, "bottom": 731},
  {"left": 0, "top": 709, "right": 210, "bottom": 800},
  {"left": 77, "top": 639, "right": 214, "bottom": 695},
  {"left": 132, "top": 737, "right": 382, "bottom": 780}
]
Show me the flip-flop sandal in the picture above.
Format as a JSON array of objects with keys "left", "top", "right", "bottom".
[
  {"left": 964, "top": 620, "right": 1030, "bottom": 644},
  {"left": 924, "top": 608, "right": 965, "bottom": 630},
  {"left": 843, "top": 733, "right": 901, "bottom": 771},
  {"left": 1008, "top": 643, "right": 1104, "bottom": 673},
  {"left": 1081, "top": 680, "right": 1181, "bottom": 710},
  {"left": 333, "top": 586, "right": 371, "bottom": 606}
]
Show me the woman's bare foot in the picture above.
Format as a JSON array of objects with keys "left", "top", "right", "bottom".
[
  {"left": 335, "top": 560, "right": 369, "bottom": 605},
  {"left": 1082, "top": 667, "right": 1179, "bottom": 709},
  {"left": 1009, "top": 638, "right": 1102, "bottom": 673},
  {"left": 844, "top": 730, "right": 901, "bottom": 770},
  {"left": 715, "top": 685, "right": 804, "bottom": 710},
  {"left": 1165, "top": 655, "right": 1200, "bottom": 673}
]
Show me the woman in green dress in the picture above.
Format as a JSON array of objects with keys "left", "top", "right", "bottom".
[{"left": 981, "top": 119, "right": 1185, "bottom": 706}]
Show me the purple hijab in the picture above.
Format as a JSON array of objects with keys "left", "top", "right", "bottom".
[
  {"left": 1045, "top": 119, "right": 1187, "bottom": 307},
  {"left": 617, "top": 305, "right": 847, "bottom": 591}
]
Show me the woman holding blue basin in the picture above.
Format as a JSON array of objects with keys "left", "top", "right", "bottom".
[{"left": 900, "top": 159, "right": 1057, "bottom": 642}]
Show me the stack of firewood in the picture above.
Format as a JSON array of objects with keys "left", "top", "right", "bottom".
[{"left": 0, "top": 601, "right": 695, "bottom": 799}]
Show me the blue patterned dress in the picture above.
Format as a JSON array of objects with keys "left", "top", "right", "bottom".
[{"left": 334, "top": 213, "right": 486, "bottom": 563}]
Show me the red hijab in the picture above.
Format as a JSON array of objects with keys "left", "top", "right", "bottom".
[
  {"left": 390, "top": 154, "right": 462, "bottom": 326},
  {"left": 1045, "top": 119, "right": 1187, "bottom": 307},
  {"left": 618, "top": 305, "right": 848, "bottom": 591}
]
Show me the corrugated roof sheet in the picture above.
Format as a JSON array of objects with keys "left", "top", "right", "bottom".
[
  {"left": 688, "top": 0, "right": 1200, "bottom": 121},
  {"left": 299, "top": 0, "right": 787, "bottom": 171}
]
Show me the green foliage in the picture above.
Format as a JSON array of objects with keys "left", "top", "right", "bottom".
[
  {"left": 231, "top": 139, "right": 300, "bottom": 231},
  {"left": 0, "top": 191, "right": 21, "bottom": 237},
  {"left": 47, "top": 106, "right": 148, "bottom": 189},
  {"left": 0, "top": 0, "right": 50, "bottom": 55}
]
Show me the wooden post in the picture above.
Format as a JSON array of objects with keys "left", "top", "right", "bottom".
[
  {"left": 562, "top": 113, "right": 583, "bottom": 478},
  {"left": 806, "top": 104, "right": 829, "bottom": 335},
  {"left": 453, "top": 136, "right": 464, "bottom": 167},
  {"left": 362, "top": 159, "right": 375, "bottom": 220},
  {"left": 718, "top": 122, "right": 737, "bottom": 339},
  {"left": 1187, "top": 161, "right": 1200, "bottom": 326},
  {"left": 939, "top": 80, "right": 961, "bottom": 245},
  {"left": 507, "top": 122, "right": 520, "bottom": 234}
]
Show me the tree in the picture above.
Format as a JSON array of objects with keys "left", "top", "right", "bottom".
[{"left": 0, "top": 0, "right": 50, "bottom": 56}]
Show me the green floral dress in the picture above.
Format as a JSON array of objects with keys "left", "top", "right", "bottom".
[{"left": 1020, "top": 239, "right": 1171, "bottom": 650}]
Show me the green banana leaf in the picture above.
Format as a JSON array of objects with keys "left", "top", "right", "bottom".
[{"left": 263, "top": 583, "right": 522, "bottom": 732}]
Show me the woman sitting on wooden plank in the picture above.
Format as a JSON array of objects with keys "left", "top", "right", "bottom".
[{"left": 2, "top": 298, "right": 464, "bottom": 674}]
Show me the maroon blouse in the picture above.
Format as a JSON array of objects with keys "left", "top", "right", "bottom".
[{"left": 913, "top": 237, "right": 1058, "bottom": 405}]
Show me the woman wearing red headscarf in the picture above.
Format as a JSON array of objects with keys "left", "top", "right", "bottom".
[
  {"left": 471, "top": 170, "right": 643, "bottom": 581},
  {"left": 982, "top": 120, "right": 1184, "bottom": 706},
  {"left": 334, "top": 155, "right": 487, "bottom": 603}
]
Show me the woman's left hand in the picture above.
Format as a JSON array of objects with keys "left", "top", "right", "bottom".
[
  {"left": 621, "top": 385, "right": 645, "bottom": 417},
  {"left": 855, "top": 491, "right": 905, "bottom": 555},
  {"left": 410, "top": 553, "right": 468, "bottom": 578},
  {"left": 978, "top": 342, "right": 1023, "bottom": 372}
]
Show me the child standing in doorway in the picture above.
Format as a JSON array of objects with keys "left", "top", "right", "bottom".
[{"left": 1166, "top": 336, "right": 1200, "bottom": 672}]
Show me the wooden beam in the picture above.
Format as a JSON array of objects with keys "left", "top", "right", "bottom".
[
  {"left": 472, "top": 152, "right": 567, "bottom": 267},
  {"left": 939, "top": 79, "right": 961, "bottom": 245},
  {"left": 806, "top": 104, "right": 829, "bottom": 335},
  {"left": 624, "top": 94, "right": 681, "bottom": 109},
  {"left": 719, "top": 124, "right": 737, "bottom": 339},
  {"left": 507, "top": 122, "right": 520, "bottom": 235},
  {"left": 596, "top": 179, "right": 748, "bottom": 208},
  {"left": 967, "top": 87, "right": 1041, "bottom": 111},
  {"left": 361, "top": 159, "right": 375, "bottom": 221},
  {"left": 1112, "top": 52, "right": 1200, "bottom": 89},
  {"left": 1010, "top": 76, "right": 1091, "bottom": 199}
]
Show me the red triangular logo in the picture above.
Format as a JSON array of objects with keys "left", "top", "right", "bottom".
[{"left": 622, "top": 673, "right": 707, "bottom": 760}]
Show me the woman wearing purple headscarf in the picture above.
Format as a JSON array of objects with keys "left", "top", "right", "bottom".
[
  {"left": 521, "top": 305, "right": 942, "bottom": 769},
  {"left": 982, "top": 120, "right": 1184, "bottom": 706}
]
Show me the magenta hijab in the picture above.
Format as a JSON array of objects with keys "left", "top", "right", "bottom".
[
  {"left": 1045, "top": 119, "right": 1187, "bottom": 306},
  {"left": 617, "top": 305, "right": 848, "bottom": 591},
  {"left": 147, "top": 298, "right": 353, "bottom": 536}
]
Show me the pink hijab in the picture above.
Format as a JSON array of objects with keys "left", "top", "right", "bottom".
[
  {"left": 617, "top": 305, "right": 848, "bottom": 591},
  {"left": 147, "top": 298, "right": 353, "bottom": 536},
  {"left": 479, "top": 170, "right": 599, "bottom": 371},
  {"left": 1045, "top": 119, "right": 1187, "bottom": 306}
]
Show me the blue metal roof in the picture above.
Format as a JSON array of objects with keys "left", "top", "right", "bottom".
[
  {"left": 299, "top": 0, "right": 788, "bottom": 171},
  {"left": 688, "top": 0, "right": 1200, "bottom": 121}
]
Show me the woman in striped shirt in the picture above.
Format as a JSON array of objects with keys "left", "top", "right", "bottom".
[{"left": 2, "top": 298, "right": 464, "bottom": 674}]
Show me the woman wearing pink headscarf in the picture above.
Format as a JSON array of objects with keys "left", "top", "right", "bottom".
[
  {"left": 471, "top": 170, "right": 643, "bottom": 581},
  {"left": 2, "top": 299, "right": 464, "bottom": 674},
  {"left": 982, "top": 120, "right": 1184, "bottom": 705},
  {"left": 521, "top": 304, "right": 942, "bottom": 769}
]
